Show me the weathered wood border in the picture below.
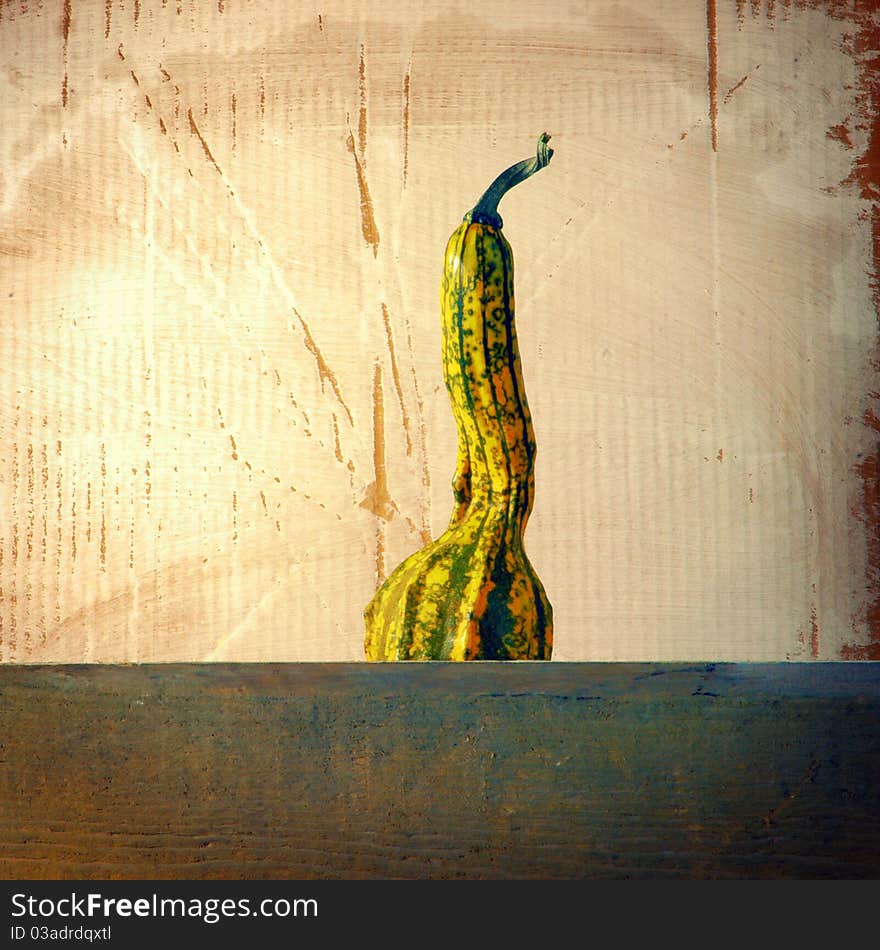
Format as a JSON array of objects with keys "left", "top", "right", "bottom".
[{"left": 1, "top": 662, "right": 878, "bottom": 879}]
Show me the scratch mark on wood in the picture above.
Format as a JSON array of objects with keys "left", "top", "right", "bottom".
[
  {"left": 381, "top": 303, "right": 413, "bottom": 457},
  {"left": 25, "top": 443, "right": 34, "bottom": 561},
  {"left": 358, "top": 44, "right": 368, "bottom": 161},
  {"left": 105, "top": 0, "right": 111, "bottom": 38},
  {"left": 217, "top": 406, "right": 236, "bottom": 458},
  {"left": 129, "top": 68, "right": 181, "bottom": 153},
  {"left": 331, "top": 412, "right": 343, "bottom": 463},
  {"left": 70, "top": 467, "right": 77, "bottom": 564},
  {"left": 287, "top": 391, "right": 310, "bottom": 434},
  {"left": 341, "top": 47, "right": 380, "bottom": 255},
  {"left": 5, "top": 439, "right": 19, "bottom": 652},
  {"left": 133, "top": 0, "right": 140, "bottom": 27},
  {"left": 188, "top": 108, "right": 223, "bottom": 176},
  {"left": 55, "top": 441, "right": 62, "bottom": 623},
  {"left": 367, "top": 362, "right": 388, "bottom": 583},
  {"left": 23, "top": 582, "right": 32, "bottom": 652},
  {"left": 723, "top": 65, "right": 759, "bottom": 104},
  {"left": 231, "top": 91, "right": 237, "bottom": 151},
  {"left": 317, "top": 13, "right": 324, "bottom": 32},
  {"left": 736, "top": 0, "right": 746, "bottom": 28},
  {"left": 144, "top": 408, "right": 152, "bottom": 512},
  {"left": 219, "top": 406, "right": 328, "bottom": 517},
  {"left": 40, "top": 442, "right": 48, "bottom": 565},
  {"left": 61, "top": 0, "right": 71, "bottom": 107},
  {"left": 397, "top": 295, "right": 432, "bottom": 541},
  {"left": 100, "top": 443, "right": 107, "bottom": 570},
  {"left": 129, "top": 496, "right": 135, "bottom": 571},
  {"left": 706, "top": 0, "right": 719, "bottom": 152},
  {"left": 761, "top": 760, "right": 820, "bottom": 827},
  {"left": 61, "top": 3, "right": 72, "bottom": 48},
  {"left": 290, "top": 485, "right": 331, "bottom": 513},
  {"left": 403, "top": 58, "right": 412, "bottom": 187},
  {"left": 346, "top": 122, "right": 380, "bottom": 256},
  {"left": 810, "top": 598, "right": 819, "bottom": 658},
  {"left": 7, "top": 580, "right": 16, "bottom": 655},
  {"left": 295, "top": 312, "right": 355, "bottom": 426}
]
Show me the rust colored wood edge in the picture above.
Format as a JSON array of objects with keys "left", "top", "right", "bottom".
[{"left": 0, "top": 662, "right": 878, "bottom": 880}]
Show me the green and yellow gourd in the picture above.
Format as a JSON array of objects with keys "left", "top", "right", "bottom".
[{"left": 365, "top": 133, "right": 554, "bottom": 661}]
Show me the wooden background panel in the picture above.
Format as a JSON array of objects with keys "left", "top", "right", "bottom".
[
  {"left": 0, "top": 1, "right": 877, "bottom": 662},
  {"left": 1, "top": 663, "right": 878, "bottom": 879}
]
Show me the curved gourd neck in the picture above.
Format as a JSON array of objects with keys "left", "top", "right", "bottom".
[{"left": 465, "top": 132, "right": 554, "bottom": 230}]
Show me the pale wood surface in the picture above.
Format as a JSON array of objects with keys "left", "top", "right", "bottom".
[{"left": 0, "top": 1, "right": 877, "bottom": 661}]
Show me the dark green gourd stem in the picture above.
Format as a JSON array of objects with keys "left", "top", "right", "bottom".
[{"left": 466, "top": 132, "right": 554, "bottom": 228}]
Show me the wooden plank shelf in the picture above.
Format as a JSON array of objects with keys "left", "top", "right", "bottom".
[{"left": 1, "top": 662, "right": 878, "bottom": 879}]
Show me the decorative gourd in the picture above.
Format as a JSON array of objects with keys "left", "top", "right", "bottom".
[{"left": 365, "top": 133, "right": 554, "bottom": 661}]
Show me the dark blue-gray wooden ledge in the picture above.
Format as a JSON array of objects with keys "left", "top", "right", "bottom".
[{"left": 1, "top": 662, "right": 878, "bottom": 879}]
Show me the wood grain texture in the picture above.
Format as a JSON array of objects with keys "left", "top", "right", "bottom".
[
  {"left": 0, "top": 1, "right": 878, "bottom": 661},
  {"left": 1, "top": 662, "right": 878, "bottom": 879}
]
